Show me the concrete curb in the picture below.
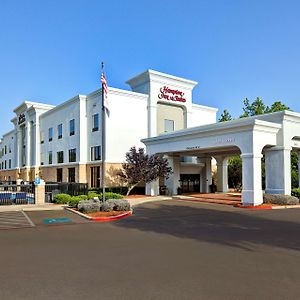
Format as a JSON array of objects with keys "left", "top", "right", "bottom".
[
  {"left": 235, "top": 203, "right": 300, "bottom": 210},
  {"left": 66, "top": 207, "right": 133, "bottom": 222}
]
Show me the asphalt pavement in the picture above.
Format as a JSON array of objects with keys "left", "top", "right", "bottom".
[{"left": 0, "top": 200, "right": 299, "bottom": 300}]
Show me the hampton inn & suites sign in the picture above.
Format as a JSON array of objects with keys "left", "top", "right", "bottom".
[{"left": 158, "top": 86, "right": 186, "bottom": 103}]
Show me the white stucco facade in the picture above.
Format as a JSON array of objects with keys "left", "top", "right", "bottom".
[{"left": 0, "top": 69, "right": 217, "bottom": 187}]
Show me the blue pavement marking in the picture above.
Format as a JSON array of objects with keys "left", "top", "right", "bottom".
[{"left": 43, "top": 218, "right": 72, "bottom": 224}]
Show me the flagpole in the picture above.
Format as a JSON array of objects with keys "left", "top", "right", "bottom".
[{"left": 101, "top": 62, "right": 106, "bottom": 202}]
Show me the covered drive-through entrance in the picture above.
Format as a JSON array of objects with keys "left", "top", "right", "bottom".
[{"left": 142, "top": 110, "right": 300, "bottom": 206}]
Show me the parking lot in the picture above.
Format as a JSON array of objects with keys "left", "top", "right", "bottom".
[{"left": 0, "top": 200, "right": 299, "bottom": 300}]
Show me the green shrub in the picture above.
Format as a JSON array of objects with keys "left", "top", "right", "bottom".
[
  {"left": 263, "top": 194, "right": 299, "bottom": 205},
  {"left": 68, "top": 195, "right": 88, "bottom": 208},
  {"left": 291, "top": 188, "right": 300, "bottom": 199},
  {"left": 87, "top": 191, "right": 100, "bottom": 199},
  {"left": 100, "top": 192, "right": 123, "bottom": 200},
  {"left": 53, "top": 194, "right": 72, "bottom": 204},
  {"left": 88, "top": 187, "right": 128, "bottom": 195}
]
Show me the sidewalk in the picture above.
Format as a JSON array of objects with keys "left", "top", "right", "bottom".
[
  {"left": 0, "top": 203, "right": 66, "bottom": 212},
  {"left": 124, "top": 195, "right": 171, "bottom": 207}
]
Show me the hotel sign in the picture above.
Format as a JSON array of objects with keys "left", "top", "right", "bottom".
[
  {"left": 158, "top": 86, "right": 186, "bottom": 103},
  {"left": 18, "top": 113, "right": 26, "bottom": 125}
]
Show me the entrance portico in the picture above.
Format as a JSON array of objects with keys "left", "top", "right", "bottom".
[{"left": 142, "top": 111, "right": 300, "bottom": 206}]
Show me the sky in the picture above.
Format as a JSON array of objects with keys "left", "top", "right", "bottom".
[{"left": 1, "top": 0, "right": 300, "bottom": 136}]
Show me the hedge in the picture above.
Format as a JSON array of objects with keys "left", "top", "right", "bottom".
[
  {"left": 53, "top": 194, "right": 72, "bottom": 204},
  {"left": 291, "top": 188, "right": 300, "bottom": 199}
]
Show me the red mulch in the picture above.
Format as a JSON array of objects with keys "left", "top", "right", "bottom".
[
  {"left": 125, "top": 195, "right": 152, "bottom": 199},
  {"left": 85, "top": 211, "right": 128, "bottom": 217}
]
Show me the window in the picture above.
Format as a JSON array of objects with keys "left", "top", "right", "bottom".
[
  {"left": 58, "top": 124, "right": 63, "bottom": 139},
  {"left": 4, "top": 160, "right": 7, "bottom": 169},
  {"left": 69, "top": 119, "right": 75, "bottom": 136},
  {"left": 164, "top": 119, "right": 175, "bottom": 133},
  {"left": 8, "top": 159, "right": 11, "bottom": 169},
  {"left": 4, "top": 146, "right": 7, "bottom": 155},
  {"left": 68, "top": 168, "right": 76, "bottom": 183},
  {"left": 40, "top": 131, "right": 44, "bottom": 144},
  {"left": 41, "top": 153, "right": 44, "bottom": 166},
  {"left": 57, "top": 151, "right": 64, "bottom": 164},
  {"left": 91, "top": 166, "right": 100, "bottom": 188},
  {"left": 49, "top": 128, "right": 53, "bottom": 142},
  {"left": 9, "top": 144, "right": 11, "bottom": 153},
  {"left": 48, "top": 151, "right": 53, "bottom": 165},
  {"left": 92, "top": 113, "right": 99, "bottom": 132},
  {"left": 69, "top": 148, "right": 76, "bottom": 162},
  {"left": 57, "top": 168, "right": 63, "bottom": 182},
  {"left": 91, "top": 146, "right": 101, "bottom": 161}
]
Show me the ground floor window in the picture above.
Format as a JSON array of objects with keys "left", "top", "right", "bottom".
[
  {"left": 68, "top": 168, "right": 76, "bottom": 183},
  {"left": 91, "top": 166, "right": 100, "bottom": 187},
  {"left": 57, "top": 168, "right": 63, "bottom": 182}
]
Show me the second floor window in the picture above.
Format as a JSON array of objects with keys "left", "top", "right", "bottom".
[
  {"left": 40, "top": 131, "right": 44, "bottom": 144},
  {"left": 69, "top": 148, "right": 77, "bottom": 162},
  {"left": 57, "top": 151, "right": 64, "bottom": 164},
  {"left": 49, "top": 128, "right": 53, "bottom": 142},
  {"left": 49, "top": 151, "right": 53, "bottom": 165},
  {"left": 92, "top": 113, "right": 99, "bottom": 132},
  {"left": 91, "top": 146, "right": 101, "bottom": 161},
  {"left": 70, "top": 119, "right": 75, "bottom": 136},
  {"left": 164, "top": 119, "right": 175, "bottom": 133},
  {"left": 58, "top": 124, "right": 63, "bottom": 139}
]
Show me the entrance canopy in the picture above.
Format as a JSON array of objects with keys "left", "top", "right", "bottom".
[{"left": 142, "top": 111, "right": 300, "bottom": 206}]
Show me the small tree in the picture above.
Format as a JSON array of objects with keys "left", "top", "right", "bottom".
[
  {"left": 118, "top": 147, "right": 172, "bottom": 196},
  {"left": 218, "top": 109, "right": 233, "bottom": 122}
]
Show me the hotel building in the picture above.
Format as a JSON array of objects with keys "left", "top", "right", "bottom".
[{"left": 0, "top": 70, "right": 218, "bottom": 189}]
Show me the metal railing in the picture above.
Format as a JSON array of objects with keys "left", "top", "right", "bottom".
[
  {"left": 45, "top": 182, "right": 88, "bottom": 203},
  {"left": 0, "top": 184, "right": 35, "bottom": 205}
]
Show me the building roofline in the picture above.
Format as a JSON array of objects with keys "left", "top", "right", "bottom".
[
  {"left": 40, "top": 95, "right": 86, "bottom": 118},
  {"left": 87, "top": 87, "right": 148, "bottom": 99},
  {"left": 126, "top": 69, "right": 198, "bottom": 89},
  {"left": 13, "top": 101, "right": 55, "bottom": 114},
  {"left": 192, "top": 103, "right": 218, "bottom": 112}
]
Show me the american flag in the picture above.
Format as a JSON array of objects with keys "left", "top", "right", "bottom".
[{"left": 101, "top": 63, "right": 109, "bottom": 114}]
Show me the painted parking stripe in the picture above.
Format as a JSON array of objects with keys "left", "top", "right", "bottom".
[{"left": 0, "top": 211, "right": 35, "bottom": 229}]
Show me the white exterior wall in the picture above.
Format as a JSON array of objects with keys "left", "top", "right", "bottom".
[
  {"left": 192, "top": 104, "right": 217, "bottom": 126},
  {"left": 0, "top": 69, "right": 218, "bottom": 184},
  {"left": 0, "top": 130, "right": 16, "bottom": 170},
  {"left": 105, "top": 88, "right": 148, "bottom": 163},
  {"left": 39, "top": 97, "right": 81, "bottom": 166}
]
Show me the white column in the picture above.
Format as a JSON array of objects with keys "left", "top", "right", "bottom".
[
  {"left": 165, "top": 155, "right": 180, "bottom": 195},
  {"left": 147, "top": 104, "right": 157, "bottom": 137},
  {"left": 265, "top": 147, "right": 291, "bottom": 195},
  {"left": 16, "top": 129, "right": 22, "bottom": 168},
  {"left": 25, "top": 121, "right": 31, "bottom": 167},
  {"left": 34, "top": 119, "right": 41, "bottom": 168},
  {"left": 145, "top": 178, "right": 159, "bottom": 196},
  {"left": 216, "top": 156, "right": 228, "bottom": 192},
  {"left": 241, "top": 153, "right": 263, "bottom": 206},
  {"left": 201, "top": 157, "right": 212, "bottom": 193}
]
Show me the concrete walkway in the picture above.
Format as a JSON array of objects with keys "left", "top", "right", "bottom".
[
  {"left": 124, "top": 195, "right": 171, "bottom": 207},
  {"left": 0, "top": 203, "right": 66, "bottom": 212}
]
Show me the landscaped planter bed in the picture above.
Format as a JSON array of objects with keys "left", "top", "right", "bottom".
[{"left": 66, "top": 207, "right": 132, "bottom": 222}]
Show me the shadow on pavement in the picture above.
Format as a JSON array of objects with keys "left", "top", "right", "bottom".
[{"left": 115, "top": 201, "right": 300, "bottom": 252}]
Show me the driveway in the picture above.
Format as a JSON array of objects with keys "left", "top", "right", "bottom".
[{"left": 0, "top": 200, "right": 299, "bottom": 300}]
